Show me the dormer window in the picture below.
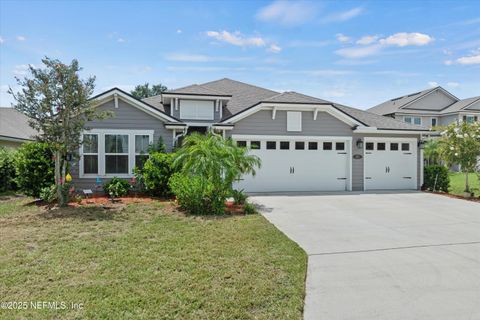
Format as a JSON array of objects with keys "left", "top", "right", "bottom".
[{"left": 179, "top": 100, "right": 214, "bottom": 120}]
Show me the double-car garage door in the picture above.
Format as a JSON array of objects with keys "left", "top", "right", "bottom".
[
  {"left": 235, "top": 137, "right": 351, "bottom": 192},
  {"left": 234, "top": 136, "right": 418, "bottom": 193}
]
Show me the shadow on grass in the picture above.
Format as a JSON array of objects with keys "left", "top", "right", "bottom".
[{"left": 39, "top": 205, "right": 122, "bottom": 221}]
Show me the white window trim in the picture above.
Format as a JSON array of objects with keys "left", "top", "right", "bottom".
[
  {"left": 80, "top": 129, "right": 153, "bottom": 178},
  {"left": 82, "top": 133, "right": 99, "bottom": 175},
  {"left": 134, "top": 134, "right": 151, "bottom": 168},
  {"left": 404, "top": 116, "right": 412, "bottom": 124},
  {"left": 179, "top": 100, "right": 215, "bottom": 120}
]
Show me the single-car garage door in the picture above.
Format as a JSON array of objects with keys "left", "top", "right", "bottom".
[
  {"left": 364, "top": 138, "right": 417, "bottom": 190},
  {"left": 234, "top": 136, "right": 351, "bottom": 192}
]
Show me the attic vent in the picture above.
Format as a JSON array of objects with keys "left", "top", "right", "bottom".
[{"left": 407, "top": 91, "right": 421, "bottom": 97}]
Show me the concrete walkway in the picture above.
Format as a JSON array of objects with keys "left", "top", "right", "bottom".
[{"left": 251, "top": 192, "right": 480, "bottom": 320}]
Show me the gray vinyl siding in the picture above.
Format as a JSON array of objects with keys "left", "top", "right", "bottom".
[
  {"left": 172, "top": 99, "right": 221, "bottom": 123},
  {"left": 403, "top": 90, "right": 456, "bottom": 111},
  {"left": 71, "top": 98, "right": 171, "bottom": 192},
  {"left": 467, "top": 101, "right": 480, "bottom": 110},
  {"left": 229, "top": 110, "right": 353, "bottom": 136},
  {"left": 439, "top": 114, "right": 459, "bottom": 126}
]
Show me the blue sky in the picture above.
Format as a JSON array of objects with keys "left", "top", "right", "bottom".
[{"left": 1, "top": 0, "right": 479, "bottom": 109}]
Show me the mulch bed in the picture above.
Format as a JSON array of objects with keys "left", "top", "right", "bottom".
[
  {"left": 426, "top": 191, "right": 480, "bottom": 203},
  {"left": 68, "top": 195, "right": 154, "bottom": 207}
]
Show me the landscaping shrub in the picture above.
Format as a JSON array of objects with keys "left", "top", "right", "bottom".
[
  {"left": 104, "top": 177, "right": 131, "bottom": 198},
  {"left": 169, "top": 173, "right": 226, "bottom": 215},
  {"left": 135, "top": 152, "right": 175, "bottom": 197},
  {"left": 15, "top": 142, "right": 54, "bottom": 197},
  {"left": 424, "top": 165, "right": 450, "bottom": 192},
  {"left": 39, "top": 185, "right": 58, "bottom": 203},
  {"left": 231, "top": 189, "right": 248, "bottom": 205},
  {"left": 243, "top": 202, "right": 257, "bottom": 215},
  {"left": 0, "top": 147, "right": 17, "bottom": 192}
]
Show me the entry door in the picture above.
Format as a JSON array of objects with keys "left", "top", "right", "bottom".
[
  {"left": 234, "top": 138, "right": 350, "bottom": 192},
  {"left": 364, "top": 139, "right": 417, "bottom": 190}
]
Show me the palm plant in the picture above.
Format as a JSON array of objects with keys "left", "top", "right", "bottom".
[{"left": 424, "top": 139, "right": 441, "bottom": 166}]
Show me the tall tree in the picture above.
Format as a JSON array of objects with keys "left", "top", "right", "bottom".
[
  {"left": 130, "top": 83, "right": 168, "bottom": 99},
  {"left": 9, "top": 57, "right": 110, "bottom": 206},
  {"left": 438, "top": 121, "right": 480, "bottom": 194}
]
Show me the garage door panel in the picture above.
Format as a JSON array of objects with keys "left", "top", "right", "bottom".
[{"left": 234, "top": 138, "right": 351, "bottom": 192}]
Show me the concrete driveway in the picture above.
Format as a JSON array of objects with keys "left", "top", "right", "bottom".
[{"left": 250, "top": 192, "right": 480, "bottom": 320}]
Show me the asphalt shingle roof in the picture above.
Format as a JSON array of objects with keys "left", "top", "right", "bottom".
[
  {"left": 166, "top": 84, "right": 231, "bottom": 96},
  {"left": 0, "top": 108, "right": 38, "bottom": 141},
  {"left": 367, "top": 87, "right": 437, "bottom": 115},
  {"left": 441, "top": 96, "right": 480, "bottom": 113}
]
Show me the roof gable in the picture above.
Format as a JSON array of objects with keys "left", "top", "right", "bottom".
[{"left": 0, "top": 108, "right": 38, "bottom": 141}]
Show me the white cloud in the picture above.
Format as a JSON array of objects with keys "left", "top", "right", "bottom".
[
  {"left": 321, "top": 7, "right": 364, "bottom": 23},
  {"left": 176, "top": 29, "right": 182, "bottom": 34},
  {"left": 447, "top": 82, "right": 460, "bottom": 88},
  {"left": 428, "top": 81, "right": 439, "bottom": 87},
  {"left": 16, "top": 35, "right": 26, "bottom": 41},
  {"left": 0, "top": 37, "right": 4, "bottom": 44},
  {"left": 457, "top": 54, "right": 480, "bottom": 65},
  {"left": 379, "top": 32, "right": 433, "bottom": 47},
  {"left": 117, "top": 38, "right": 125, "bottom": 43},
  {"left": 356, "top": 35, "right": 379, "bottom": 45},
  {"left": 335, "top": 44, "right": 383, "bottom": 58},
  {"left": 336, "top": 33, "right": 350, "bottom": 43},
  {"left": 13, "top": 64, "right": 31, "bottom": 76},
  {"left": 268, "top": 44, "right": 282, "bottom": 53},
  {"left": 444, "top": 60, "right": 453, "bottom": 65},
  {"left": 256, "top": 0, "right": 317, "bottom": 26},
  {"left": 206, "top": 30, "right": 266, "bottom": 47}
]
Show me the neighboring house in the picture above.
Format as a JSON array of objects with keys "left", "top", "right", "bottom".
[
  {"left": 72, "top": 78, "right": 430, "bottom": 193},
  {"left": 368, "top": 86, "right": 480, "bottom": 129},
  {"left": 0, "top": 108, "right": 37, "bottom": 149}
]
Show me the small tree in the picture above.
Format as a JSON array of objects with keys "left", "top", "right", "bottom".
[
  {"left": 131, "top": 83, "right": 168, "bottom": 99},
  {"left": 438, "top": 121, "right": 480, "bottom": 193},
  {"left": 9, "top": 57, "right": 110, "bottom": 206},
  {"left": 423, "top": 139, "right": 441, "bottom": 166}
]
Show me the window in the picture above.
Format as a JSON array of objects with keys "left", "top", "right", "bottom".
[
  {"left": 105, "top": 134, "right": 129, "bottom": 174},
  {"left": 308, "top": 142, "right": 318, "bottom": 150},
  {"left": 295, "top": 141, "right": 305, "bottom": 150},
  {"left": 179, "top": 100, "right": 214, "bottom": 120},
  {"left": 335, "top": 142, "right": 345, "bottom": 151},
  {"left": 266, "top": 141, "right": 276, "bottom": 150},
  {"left": 237, "top": 141, "right": 247, "bottom": 148},
  {"left": 366, "top": 142, "right": 374, "bottom": 150},
  {"left": 323, "top": 142, "right": 332, "bottom": 150},
  {"left": 413, "top": 117, "right": 421, "bottom": 125},
  {"left": 431, "top": 118, "right": 437, "bottom": 127},
  {"left": 250, "top": 141, "right": 261, "bottom": 149},
  {"left": 402, "top": 143, "right": 410, "bottom": 151},
  {"left": 135, "top": 135, "right": 150, "bottom": 169},
  {"left": 390, "top": 143, "right": 399, "bottom": 151},
  {"left": 377, "top": 142, "right": 386, "bottom": 151},
  {"left": 83, "top": 134, "right": 98, "bottom": 174},
  {"left": 404, "top": 117, "right": 412, "bottom": 124},
  {"left": 287, "top": 111, "right": 302, "bottom": 132},
  {"left": 464, "top": 115, "right": 477, "bottom": 124},
  {"left": 280, "top": 141, "right": 290, "bottom": 150}
]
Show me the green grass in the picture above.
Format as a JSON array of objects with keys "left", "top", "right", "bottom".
[
  {"left": 449, "top": 172, "right": 480, "bottom": 197},
  {"left": 0, "top": 197, "right": 306, "bottom": 319}
]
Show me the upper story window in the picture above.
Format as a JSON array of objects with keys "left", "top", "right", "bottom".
[
  {"left": 404, "top": 116, "right": 421, "bottom": 125},
  {"left": 463, "top": 115, "right": 478, "bottom": 124},
  {"left": 179, "top": 100, "right": 214, "bottom": 120}
]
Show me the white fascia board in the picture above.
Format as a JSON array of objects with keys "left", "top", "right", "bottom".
[
  {"left": 91, "top": 89, "right": 179, "bottom": 123},
  {"left": 224, "top": 103, "right": 361, "bottom": 127},
  {"left": 212, "top": 125, "right": 234, "bottom": 130},
  {"left": 231, "top": 134, "right": 352, "bottom": 141},
  {"left": 354, "top": 128, "right": 428, "bottom": 134},
  {"left": 162, "top": 93, "right": 231, "bottom": 101},
  {"left": 165, "top": 125, "right": 188, "bottom": 130}
]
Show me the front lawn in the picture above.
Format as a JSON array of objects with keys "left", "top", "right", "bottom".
[
  {"left": 449, "top": 172, "right": 480, "bottom": 197},
  {"left": 0, "top": 196, "right": 306, "bottom": 319}
]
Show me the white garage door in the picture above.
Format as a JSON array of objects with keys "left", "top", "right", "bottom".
[
  {"left": 234, "top": 136, "right": 351, "bottom": 192},
  {"left": 364, "top": 138, "right": 417, "bottom": 190}
]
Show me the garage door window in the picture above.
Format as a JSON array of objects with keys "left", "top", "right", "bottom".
[
  {"left": 280, "top": 141, "right": 290, "bottom": 150},
  {"left": 366, "top": 142, "right": 374, "bottom": 150},
  {"left": 390, "top": 143, "right": 399, "bottom": 151},
  {"left": 377, "top": 143, "right": 386, "bottom": 151},
  {"left": 295, "top": 141, "right": 305, "bottom": 150},
  {"left": 402, "top": 143, "right": 410, "bottom": 151},
  {"left": 335, "top": 142, "right": 345, "bottom": 151},
  {"left": 250, "top": 141, "right": 261, "bottom": 149},
  {"left": 266, "top": 141, "right": 276, "bottom": 150},
  {"left": 237, "top": 141, "right": 247, "bottom": 148},
  {"left": 323, "top": 142, "right": 333, "bottom": 150},
  {"left": 308, "top": 142, "right": 318, "bottom": 150}
]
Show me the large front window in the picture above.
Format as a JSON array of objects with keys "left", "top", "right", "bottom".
[{"left": 80, "top": 130, "right": 153, "bottom": 177}]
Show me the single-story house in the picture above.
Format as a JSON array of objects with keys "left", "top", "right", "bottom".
[
  {"left": 0, "top": 108, "right": 37, "bottom": 149},
  {"left": 71, "top": 78, "right": 430, "bottom": 193}
]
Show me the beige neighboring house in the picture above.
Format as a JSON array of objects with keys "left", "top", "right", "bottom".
[{"left": 0, "top": 108, "right": 37, "bottom": 149}]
